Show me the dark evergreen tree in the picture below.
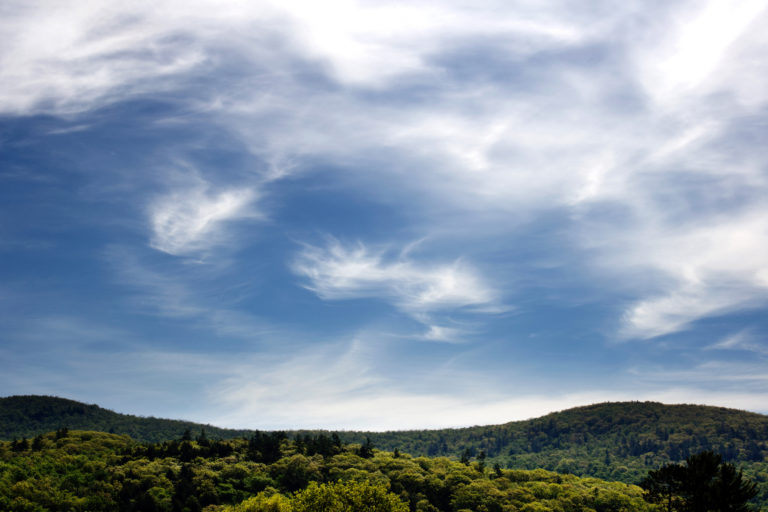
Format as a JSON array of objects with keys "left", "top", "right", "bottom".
[
  {"left": 745, "top": 441, "right": 762, "bottom": 462},
  {"left": 172, "top": 464, "right": 199, "bottom": 512},
  {"left": 179, "top": 440, "right": 195, "bottom": 462},
  {"left": 477, "top": 450, "right": 487, "bottom": 472},
  {"left": 640, "top": 450, "right": 758, "bottom": 512},
  {"left": 359, "top": 437, "right": 374, "bottom": 458},
  {"left": 247, "top": 431, "right": 285, "bottom": 463},
  {"left": 197, "top": 428, "right": 209, "bottom": 447},
  {"left": 711, "top": 462, "right": 758, "bottom": 512}
]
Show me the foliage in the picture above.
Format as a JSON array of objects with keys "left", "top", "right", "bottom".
[
  {"left": 331, "top": 401, "right": 768, "bottom": 504},
  {"left": 3, "top": 397, "right": 767, "bottom": 508},
  {"left": 292, "top": 480, "right": 408, "bottom": 512},
  {"left": 640, "top": 450, "right": 758, "bottom": 512},
  {"left": 225, "top": 481, "right": 407, "bottom": 512},
  {"left": 0, "top": 429, "right": 660, "bottom": 512},
  {"left": 226, "top": 490, "right": 292, "bottom": 512}
]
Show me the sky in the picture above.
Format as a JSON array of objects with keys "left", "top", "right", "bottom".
[{"left": 1, "top": 0, "right": 767, "bottom": 431}]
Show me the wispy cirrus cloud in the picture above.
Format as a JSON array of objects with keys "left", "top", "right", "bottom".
[
  {"left": 149, "top": 182, "right": 258, "bottom": 257},
  {"left": 634, "top": 0, "right": 768, "bottom": 106},
  {"left": 706, "top": 330, "right": 768, "bottom": 355},
  {"left": 616, "top": 208, "right": 768, "bottom": 339},
  {"left": 211, "top": 339, "right": 768, "bottom": 429},
  {"left": 4, "top": 0, "right": 768, "bottom": 427},
  {"left": 213, "top": 1, "right": 767, "bottom": 342},
  {"left": 420, "top": 324, "right": 466, "bottom": 344},
  {"left": 291, "top": 239, "right": 502, "bottom": 343},
  {"left": 105, "top": 246, "right": 273, "bottom": 343},
  {"left": 292, "top": 239, "right": 496, "bottom": 312},
  {"left": 629, "top": 361, "right": 768, "bottom": 395},
  {"left": 6, "top": 0, "right": 766, "bottom": 346},
  {"left": 0, "top": 1, "right": 208, "bottom": 115}
]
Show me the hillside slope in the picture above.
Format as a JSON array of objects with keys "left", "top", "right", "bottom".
[
  {"left": 337, "top": 401, "right": 768, "bottom": 503},
  {"left": 344, "top": 401, "right": 767, "bottom": 466},
  {"left": 2, "top": 396, "right": 766, "bottom": 502},
  {"left": 0, "top": 395, "right": 249, "bottom": 443}
]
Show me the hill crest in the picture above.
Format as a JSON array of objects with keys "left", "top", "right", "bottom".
[{"left": 3, "top": 394, "right": 766, "bottom": 499}]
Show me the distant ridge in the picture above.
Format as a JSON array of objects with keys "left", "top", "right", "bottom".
[
  {"left": 344, "top": 400, "right": 768, "bottom": 487},
  {"left": 0, "top": 395, "right": 250, "bottom": 442},
  {"left": 2, "top": 395, "right": 766, "bottom": 496}
]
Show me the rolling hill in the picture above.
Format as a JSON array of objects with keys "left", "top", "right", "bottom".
[
  {"left": 0, "top": 395, "right": 249, "bottom": 443},
  {"left": 2, "top": 395, "right": 766, "bottom": 502},
  {"left": 345, "top": 401, "right": 768, "bottom": 482}
]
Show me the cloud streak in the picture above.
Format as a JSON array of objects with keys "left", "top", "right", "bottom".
[
  {"left": 149, "top": 182, "right": 257, "bottom": 257},
  {"left": 292, "top": 239, "right": 496, "bottom": 312},
  {"left": 199, "top": 0, "right": 768, "bottom": 341},
  {"left": 3, "top": 0, "right": 768, "bottom": 428},
  {"left": 617, "top": 208, "right": 768, "bottom": 339},
  {"left": 211, "top": 341, "right": 768, "bottom": 429}
]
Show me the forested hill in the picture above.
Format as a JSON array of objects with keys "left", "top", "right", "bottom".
[
  {"left": 2, "top": 396, "right": 767, "bottom": 498},
  {"left": 346, "top": 401, "right": 768, "bottom": 462},
  {"left": 338, "top": 401, "right": 768, "bottom": 497},
  {"left": 0, "top": 395, "right": 250, "bottom": 442}
]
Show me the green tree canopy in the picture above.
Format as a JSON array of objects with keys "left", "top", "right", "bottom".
[
  {"left": 293, "top": 480, "right": 408, "bottom": 512},
  {"left": 640, "top": 450, "right": 758, "bottom": 512}
]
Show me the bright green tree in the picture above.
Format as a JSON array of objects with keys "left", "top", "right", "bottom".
[
  {"left": 227, "top": 491, "right": 292, "bottom": 512},
  {"left": 293, "top": 480, "right": 408, "bottom": 512}
]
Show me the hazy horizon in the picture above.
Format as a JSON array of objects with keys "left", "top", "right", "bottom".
[{"left": 7, "top": 395, "right": 767, "bottom": 433}]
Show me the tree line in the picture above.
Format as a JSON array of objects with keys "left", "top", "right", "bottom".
[{"left": 1, "top": 428, "right": 667, "bottom": 512}]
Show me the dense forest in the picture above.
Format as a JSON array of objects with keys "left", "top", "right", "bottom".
[
  {"left": 2, "top": 397, "right": 766, "bottom": 509},
  {"left": 338, "top": 402, "right": 768, "bottom": 485},
  {"left": 1, "top": 428, "right": 659, "bottom": 511}
]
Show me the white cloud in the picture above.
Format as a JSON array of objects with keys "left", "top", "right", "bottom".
[
  {"left": 267, "top": 0, "right": 591, "bottom": 87},
  {"left": 149, "top": 182, "right": 257, "bottom": 256},
  {"left": 252, "top": 0, "right": 767, "bottom": 340},
  {"left": 635, "top": 0, "right": 767, "bottom": 105},
  {"left": 292, "top": 239, "right": 496, "bottom": 313},
  {"left": 618, "top": 209, "right": 768, "bottom": 339},
  {"left": 0, "top": 1, "right": 206, "bottom": 114},
  {"left": 421, "top": 324, "right": 466, "bottom": 343},
  {"left": 0, "top": 0, "right": 592, "bottom": 114},
  {"left": 4, "top": 0, "right": 768, "bottom": 343}
]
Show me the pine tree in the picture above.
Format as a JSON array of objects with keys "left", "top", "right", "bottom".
[
  {"left": 359, "top": 437, "right": 375, "bottom": 458},
  {"left": 640, "top": 450, "right": 758, "bottom": 512}
]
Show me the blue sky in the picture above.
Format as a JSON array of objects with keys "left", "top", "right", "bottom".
[{"left": 1, "top": 0, "right": 767, "bottom": 430}]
